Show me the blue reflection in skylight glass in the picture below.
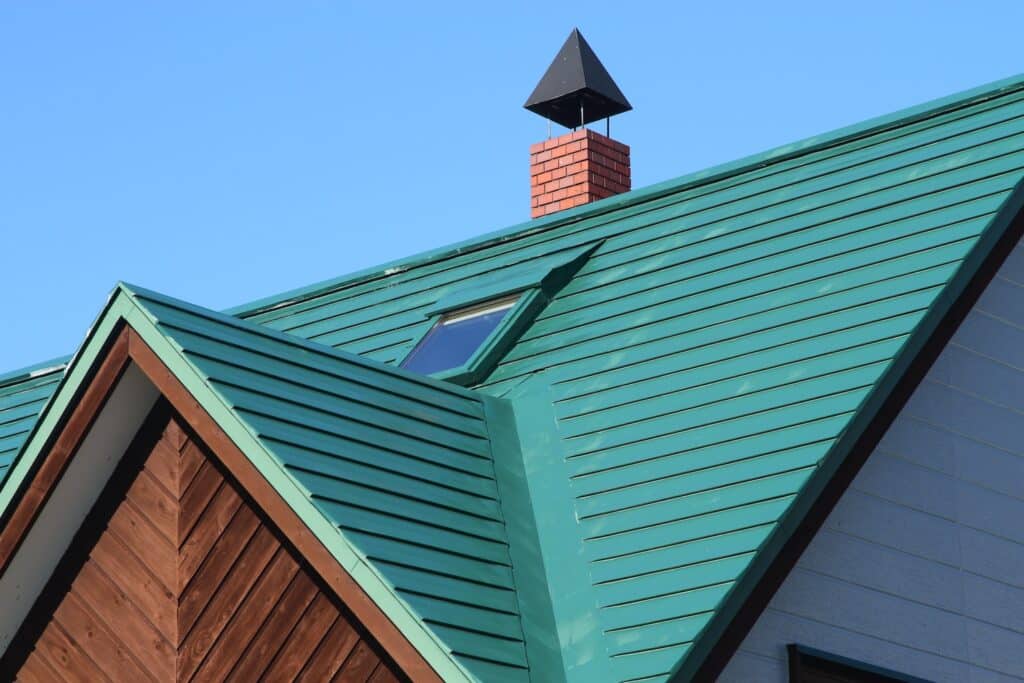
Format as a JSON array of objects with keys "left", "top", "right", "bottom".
[{"left": 402, "top": 299, "right": 517, "bottom": 375}]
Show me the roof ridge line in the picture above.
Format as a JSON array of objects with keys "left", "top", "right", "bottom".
[
  {"left": 227, "top": 72, "right": 1024, "bottom": 319},
  {"left": 0, "top": 356, "right": 70, "bottom": 391},
  {"left": 3, "top": 74, "right": 1023, "bottom": 384}
]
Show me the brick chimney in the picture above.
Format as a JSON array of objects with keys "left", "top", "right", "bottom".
[
  {"left": 523, "top": 29, "right": 633, "bottom": 218},
  {"left": 530, "top": 129, "right": 631, "bottom": 218}
]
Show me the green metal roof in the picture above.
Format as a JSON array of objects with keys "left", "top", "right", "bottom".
[
  {"left": 0, "top": 358, "right": 66, "bottom": 482},
  {"left": 5, "top": 73, "right": 1024, "bottom": 682}
]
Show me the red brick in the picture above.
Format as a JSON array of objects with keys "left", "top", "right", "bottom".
[
  {"left": 544, "top": 136, "right": 566, "bottom": 151},
  {"left": 529, "top": 127, "right": 630, "bottom": 217}
]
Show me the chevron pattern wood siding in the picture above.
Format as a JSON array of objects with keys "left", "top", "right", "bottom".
[{"left": 2, "top": 402, "right": 404, "bottom": 682}]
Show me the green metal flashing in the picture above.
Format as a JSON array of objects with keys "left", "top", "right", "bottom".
[
  {"left": 426, "top": 243, "right": 601, "bottom": 316},
  {"left": 498, "top": 375, "right": 612, "bottom": 682},
  {"left": 427, "top": 289, "right": 548, "bottom": 386},
  {"left": 482, "top": 390, "right": 567, "bottom": 683}
]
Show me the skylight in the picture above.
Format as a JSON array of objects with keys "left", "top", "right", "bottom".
[{"left": 401, "top": 295, "right": 519, "bottom": 376}]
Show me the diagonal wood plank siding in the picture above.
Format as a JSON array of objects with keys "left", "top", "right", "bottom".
[{"left": 1, "top": 402, "right": 405, "bottom": 682}]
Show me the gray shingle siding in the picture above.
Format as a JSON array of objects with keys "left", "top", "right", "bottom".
[{"left": 720, "top": 243, "right": 1024, "bottom": 682}]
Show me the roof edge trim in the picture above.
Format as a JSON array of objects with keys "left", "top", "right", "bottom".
[
  {"left": 673, "top": 175, "right": 1024, "bottom": 681},
  {"left": 0, "top": 288, "right": 133, "bottom": 521}
]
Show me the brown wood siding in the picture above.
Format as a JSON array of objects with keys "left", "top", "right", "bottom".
[{"left": 1, "top": 401, "right": 406, "bottom": 683}]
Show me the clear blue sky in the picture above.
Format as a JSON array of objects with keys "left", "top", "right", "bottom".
[{"left": 2, "top": 2, "right": 1023, "bottom": 371}]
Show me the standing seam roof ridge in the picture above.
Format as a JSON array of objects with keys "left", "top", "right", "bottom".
[
  {"left": 225, "top": 73, "right": 1024, "bottom": 319},
  {"left": 257, "top": 101, "right": 1024, "bottom": 342},
  {"left": 2, "top": 74, "right": 1023, "bottom": 384}
]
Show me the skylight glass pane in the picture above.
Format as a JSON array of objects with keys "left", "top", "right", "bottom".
[{"left": 402, "top": 297, "right": 518, "bottom": 375}]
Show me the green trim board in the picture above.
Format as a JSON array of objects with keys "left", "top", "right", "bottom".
[{"left": 4, "top": 74, "right": 1024, "bottom": 682}]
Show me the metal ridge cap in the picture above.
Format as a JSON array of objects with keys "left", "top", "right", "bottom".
[{"left": 226, "top": 72, "right": 1024, "bottom": 319}]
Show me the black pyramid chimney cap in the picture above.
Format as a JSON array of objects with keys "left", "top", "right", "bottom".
[{"left": 524, "top": 28, "right": 632, "bottom": 129}]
